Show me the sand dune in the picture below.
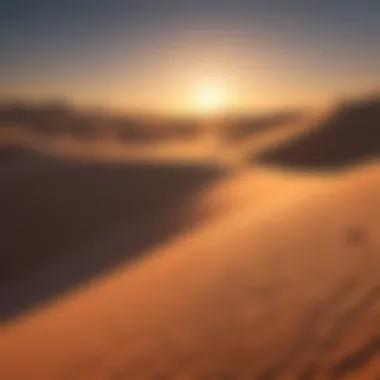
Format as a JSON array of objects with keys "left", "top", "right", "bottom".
[
  {"left": 1, "top": 96, "right": 380, "bottom": 379},
  {"left": 256, "top": 96, "right": 380, "bottom": 168},
  {"left": 1, "top": 160, "right": 380, "bottom": 379},
  {"left": 0, "top": 146, "right": 223, "bottom": 318}
]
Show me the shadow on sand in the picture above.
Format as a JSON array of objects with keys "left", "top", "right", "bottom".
[
  {"left": 255, "top": 96, "right": 380, "bottom": 169},
  {"left": 0, "top": 146, "right": 223, "bottom": 321}
]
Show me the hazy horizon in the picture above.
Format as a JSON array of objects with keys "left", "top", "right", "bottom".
[{"left": 1, "top": 0, "right": 380, "bottom": 115}]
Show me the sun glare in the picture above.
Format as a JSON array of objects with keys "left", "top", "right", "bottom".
[{"left": 195, "top": 82, "right": 227, "bottom": 114}]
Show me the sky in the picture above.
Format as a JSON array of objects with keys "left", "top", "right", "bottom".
[{"left": 1, "top": 0, "right": 379, "bottom": 114}]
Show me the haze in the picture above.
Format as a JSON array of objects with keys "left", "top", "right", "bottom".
[{"left": 1, "top": 0, "right": 380, "bottom": 114}]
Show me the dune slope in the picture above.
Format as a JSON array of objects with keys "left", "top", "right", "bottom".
[
  {"left": 0, "top": 146, "right": 222, "bottom": 318},
  {"left": 256, "top": 97, "right": 380, "bottom": 168},
  {"left": 1, "top": 162, "right": 380, "bottom": 379}
]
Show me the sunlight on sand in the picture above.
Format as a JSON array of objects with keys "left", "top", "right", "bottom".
[{"left": 1, "top": 96, "right": 380, "bottom": 379}]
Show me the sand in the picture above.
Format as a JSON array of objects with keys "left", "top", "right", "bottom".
[
  {"left": 1, "top": 97, "right": 380, "bottom": 379},
  {"left": 0, "top": 160, "right": 380, "bottom": 379}
]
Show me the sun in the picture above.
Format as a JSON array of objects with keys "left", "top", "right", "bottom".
[{"left": 195, "top": 82, "right": 227, "bottom": 114}]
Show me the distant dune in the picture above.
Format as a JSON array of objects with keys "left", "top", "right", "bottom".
[
  {"left": 256, "top": 96, "right": 380, "bottom": 168},
  {"left": 221, "top": 111, "right": 302, "bottom": 143}
]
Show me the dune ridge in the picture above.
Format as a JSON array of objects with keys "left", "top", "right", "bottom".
[
  {"left": 1, "top": 95, "right": 380, "bottom": 379},
  {"left": 256, "top": 96, "right": 380, "bottom": 168},
  {"left": 1, "top": 160, "right": 380, "bottom": 379}
]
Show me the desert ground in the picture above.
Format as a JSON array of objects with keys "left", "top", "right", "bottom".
[{"left": 0, "top": 96, "right": 380, "bottom": 379}]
